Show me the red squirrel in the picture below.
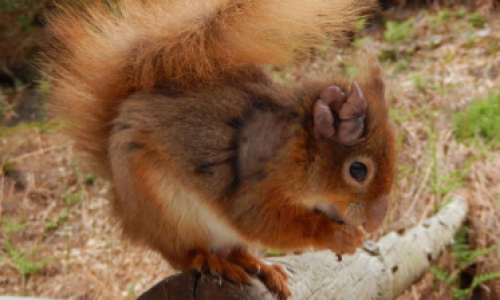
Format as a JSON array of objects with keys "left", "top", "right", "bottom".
[{"left": 41, "top": 0, "right": 396, "bottom": 298}]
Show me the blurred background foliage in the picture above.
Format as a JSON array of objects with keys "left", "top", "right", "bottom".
[{"left": 0, "top": 0, "right": 497, "bottom": 126}]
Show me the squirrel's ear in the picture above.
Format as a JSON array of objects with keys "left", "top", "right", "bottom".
[
  {"left": 355, "top": 45, "right": 389, "bottom": 133},
  {"left": 313, "top": 86, "right": 345, "bottom": 140},
  {"left": 356, "top": 46, "right": 385, "bottom": 98},
  {"left": 336, "top": 81, "right": 367, "bottom": 143},
  {"left": 314, "top": 83, "right": 367, "bottom": 143}
]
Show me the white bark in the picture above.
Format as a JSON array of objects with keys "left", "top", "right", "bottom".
[
  {"left": 265, "top": 195, "right": 468, "bottom": 300},
  {"left": 138, "top": 195, "right": 468, "bottom": 300}
]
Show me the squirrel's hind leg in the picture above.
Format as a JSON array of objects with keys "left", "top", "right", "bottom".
[
  {"left": 187, "top": 250, "right": 250, "bottom": 285},
  {"left": 228, "top": 249, "right": 290, "bottom": 300},
  {"left": 183, "top": 248, "right": 290, "bottom": 300}
]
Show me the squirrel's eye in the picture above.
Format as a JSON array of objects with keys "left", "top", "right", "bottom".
[{"left": 349, "top": 162, "right": 367, "bottom": 182}]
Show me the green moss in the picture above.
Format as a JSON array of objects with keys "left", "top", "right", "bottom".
[
  {"left": 469, "top": 13, "right": 485, "bottom": 29},
  {"left": 384, "top": 18, "right": 415, "bottom": 44},
  {"left": 378, "top": 48, "right": 397, "bottom": 62},
  {"left": 453, "top": 91, "right": 500, "bottom": 146}
]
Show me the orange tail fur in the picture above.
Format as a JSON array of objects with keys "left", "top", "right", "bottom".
[{"left": 40, "top": 0, "right": 375, "bottom": 177}]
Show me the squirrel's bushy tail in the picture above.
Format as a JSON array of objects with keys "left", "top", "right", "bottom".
[{"left": 41, "top": 0, "right": 375, "bottom": 177}]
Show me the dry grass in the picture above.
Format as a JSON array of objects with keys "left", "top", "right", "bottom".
[
  {"left": 391, "top": 0, "right": 499, "bottom": 15},
  {"left": 0, "top": 125, "right": 176, "bottom": 298},
  {"left": 1, "top": 6, "right": 500, "bottom": 300}
]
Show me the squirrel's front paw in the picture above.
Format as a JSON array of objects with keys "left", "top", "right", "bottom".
[
  {"left": 328, "top": 224, "right": 366, "bottom": 255},
  {"left": 313, "top": 221, "right": 366, "bottom": 255}
]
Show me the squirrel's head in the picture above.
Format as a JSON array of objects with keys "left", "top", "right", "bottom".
[
  {"left": 235, "top": 48, "right": 395, "bottom": 233},
  {"left": 301, "top": 49, "right": 396, "bottom": 233}
]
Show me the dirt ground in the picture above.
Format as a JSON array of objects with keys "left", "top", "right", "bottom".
[{"left": 1, "top": 5, "right": 500, "bottom": 300}]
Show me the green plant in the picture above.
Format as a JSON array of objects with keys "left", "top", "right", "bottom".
[
  {"left": 378, "top": 48, "right": 397, "bottom": 62},
  {"left": 393, "top": 59, "right": 408, "bottom": 73},
  {"left": 464, "top": 35, "right": 477, "bottom": 49},
  {"left": 315, "top": 39, "right": 334, "bottom": 55},
  {"left": 2, "top": 217, "right": 27, "bottom": 233},
  {"left": 430, "top": 154, "right": 479, "bottom": 212},
  {"left": 469, "top": 13, "right": 485, "bottom": 29},
  {"left": 430, "top": 170, "right": 466, "bottom": 196},
  {"left": 384, "top": 18, "right": 415, "bottom": 43},
  {"left": 389, "top": 106, "right": 428, "bottom": 124},
  {"left": 346, "top": 65, "right": 358, "bottom": 78},
  {"left": 353, "top": 37, "right": 369, "bottom": 48},
  {"left": 69, "top": 157, "right": 98, "bottom": 185},
  {"left": 44, "top": 189, "right": 82, "bottom": 233},
  {"left": 452, "top": 227, "right": 500, "bottom": 269},
  {"left": 16, "top": 15, "right": 33, "bottom": 32},
  {"left": 431, "top": 226, "right": 500, "bottom": 300},
  {"left": 453, "top": 91, "right": 500, "bottom": 146},
  {"left": 427, "top": 8, "right": 453, "bottom": 30},
  {"left": 127, "top": 278, "right": 141, "bottom": 298},
  {"left": 433, "top": 197, "right": 453, "bottom": 214},
  {"left": 455, "top": 8, "right": 467, "bottom": 18},
  {"left": 44, "top": 211, "right": 69, "bottom": 231},
  {"left": 1, "top": 159, "right": 18, "bottom": 174},
  {"left": 270, "top": 70, "right": 286, "bottom": 84},
  {"left": 355, "top": 18, "right": 367, "bottom": 31},
  {"left": 411, "top": 74, "right": 427, "bottom": 92},
  {"left": 38, "top": 78, "right": 51, "bottom": 97},
  {"left": 444, "top": 53, "right": 455, "bottom": 63},
  {"left": 437, "top": 8, "right": 452, "bottom": 22},
  {"left": 65, "top": 189, "right": 83, "bottom": 206},
  {"left": 84, "top": 173, "right": 97, "bottom": 185},
  {"left": 2, "top": 239, "right": 56, "bottom": 289},
  {"left": 265, "top": 249, "right": 286, "bottom": 257}
]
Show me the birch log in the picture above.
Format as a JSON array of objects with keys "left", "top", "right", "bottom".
[{"left": 138, "top": 196, "right": 468, "bottom": 300}]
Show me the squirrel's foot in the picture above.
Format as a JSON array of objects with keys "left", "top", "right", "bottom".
[
  {"left": 188, "top": 250, "right": 252, "bottom": 286},
  {"left": 186, "top": 249, "right": 290, "bottom": 300},
  {"left": 228, "top": 250, "right": 290, "bottom": 300}
]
